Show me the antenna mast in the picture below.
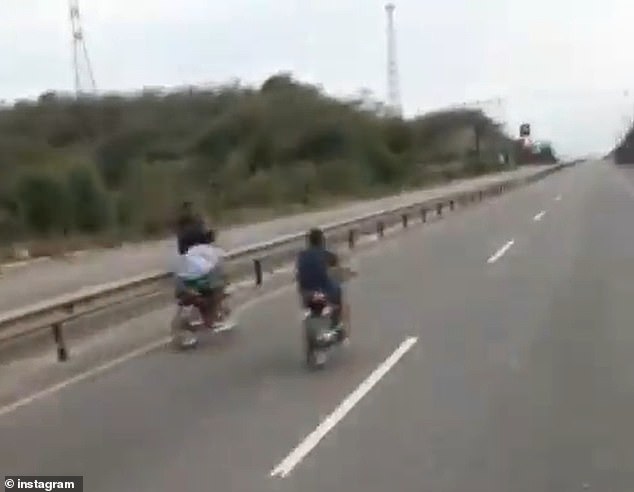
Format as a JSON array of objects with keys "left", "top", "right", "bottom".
[
  {"left": 385, "top": 3, "right": 402, "bottom": 117},
  {"left": 69, "top": 0, "right": 97, "bottom": 96}
]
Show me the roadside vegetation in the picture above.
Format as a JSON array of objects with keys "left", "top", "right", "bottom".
[
  {"left": 613, "top": 125, "right": 634, "bottom": 164},
  {"left": 0, "top": 73, "right": 516, "bottom": 258}
]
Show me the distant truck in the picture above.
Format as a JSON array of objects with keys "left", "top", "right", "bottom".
[{"left": 513, "top": 139, "right": 557, "bottom": 164}]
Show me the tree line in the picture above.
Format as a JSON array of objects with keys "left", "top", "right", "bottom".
[{"left": 0, "top": 73, "right": 515, "bottom": 244}]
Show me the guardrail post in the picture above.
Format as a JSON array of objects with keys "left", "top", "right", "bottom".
[
  {"left": 254, "top": 259, "right": 263, "bottom": 286},
  {"left": 377, "top": 221, "right": 385, "bottom": 238},
  {"left": 479, "top": 190, "right": 483, "bottom": 201},
  {"left": 402, "top": 214, "right": 408, "bottom": 228},
  {"left": 52, "top": 323, "right": 68, "bottom": 362},
  {"left": 449, "top": 200, "right": 455, "bottom": 211},
  {"left": 348, "top": 229, "right": 356, "bottom": 249},
  {"left": 436, "top": 203, "right": 443, "bottom": 217},
  {"left": 421, "top": 208, "right": 427, "bottom": 223}
]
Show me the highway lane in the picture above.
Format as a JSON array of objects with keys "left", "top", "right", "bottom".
[
  {"left": 0, "top": 166, "right": 549, "bottom": 314},
  {"left": 3, "top": 161, "right": 633, "bottom": 491},
  {"left": 0, "top": 162, "right": 573, "bottom": 408},
  {"left": 282, "top": 160, "right": 634, "bottom": 492}
]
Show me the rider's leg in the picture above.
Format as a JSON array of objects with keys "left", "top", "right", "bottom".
[
  {"left": 170, "top": 305, "right": 185, "bottom": 338},
  {"left": 192, "top": 291, "right": 215, "bottom": 328},
  {"left": 206, "top": 268, "right": 226, "bottom": 326},
  {"left": 172, "top": 287, "right": 199, "bottom": 347},
  {"left": 328, "top": 283, "right": 343, "bottom": 330},
  {"left": 197, "top": 287, "right": 227, "bottom": 328},
  {"left": 332, "top": 284, "right": 350, "bottom": 340},
  {"left": 341, "top": 299, "right": 351, "bottom": 338},
  {"left": 210, "top": 287, "right": 225, "bottom": 324}
]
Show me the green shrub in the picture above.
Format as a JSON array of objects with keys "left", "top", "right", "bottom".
[
  {"left": 16, "top": 174, "right": 70, "bottom": 234},
  {"left": 96, "top": 130, "right": 155, "bottom": 188},
  {"left": 67, "top": 166, "right": 111, "bottom": 232}
]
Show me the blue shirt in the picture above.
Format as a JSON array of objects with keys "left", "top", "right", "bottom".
[{"left": 296, "top": 247, "right": 337, "bottom": 292}]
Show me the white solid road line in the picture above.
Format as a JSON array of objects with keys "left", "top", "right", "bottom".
[
  {"left": 0, "top": 283, "right": 295, "bottom": 419},
  {"left": 0, "top": 336, "right": 170, "bottom": 418},
  {"left": 533, "top": 211, "right": 546, "bottom": 221},
  {"left": 487, "top": 240, "right": 515, "bottom": 264},
  {"left": 270, "top": 336, "right": 419, "bottom": 478}
]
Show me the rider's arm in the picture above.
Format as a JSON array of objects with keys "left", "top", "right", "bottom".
[
  {"left": 204, "top": 245, "right": 228, "bottom": 287},
  {"left": 295, "top": 251, "right": 310, "bottom": 293},
  {"left": 328, "top": 250, "right": 357, "bottom": 282},
  {"left": 325, "top": 250, "right": 339, "bottom": 267}
]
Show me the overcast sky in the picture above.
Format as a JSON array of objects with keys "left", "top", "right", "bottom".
[{"left": 2, "top": 0, "right": 634, "bottom": 156}]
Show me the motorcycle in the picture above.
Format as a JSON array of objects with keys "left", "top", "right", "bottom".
[
  {"left": 303, "top": 291, "right": 347, "bottom": 369},
  {"left": 171, "top": 289, "right": 236, "bottom": 349}
]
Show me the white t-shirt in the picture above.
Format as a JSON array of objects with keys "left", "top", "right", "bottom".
[{"left": 175, "top": 244, "right": 225, "bottom": 280}]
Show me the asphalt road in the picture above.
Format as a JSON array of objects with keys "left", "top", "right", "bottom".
[
  {"left": 0, "top": 166, "right": 546, "bottom": 314},
  {"left": 1, "top": 160, "right": 633, "bottom": 491}
]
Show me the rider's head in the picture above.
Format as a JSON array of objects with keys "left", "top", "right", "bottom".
[
  {"left": 203, "top": 228, "right": 216, "bottom": 244},
  {"left": 307, "top": 228, "right": 325, "bottom": 248}
]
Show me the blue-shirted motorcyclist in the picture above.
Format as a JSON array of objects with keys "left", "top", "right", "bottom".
[{"left": 295, "top": 228, "right": 348, "bottom": 339}]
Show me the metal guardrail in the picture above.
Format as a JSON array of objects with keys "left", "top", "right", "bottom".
[{"left": 0, "top": 163, "right": 570, "bottom": 360}]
